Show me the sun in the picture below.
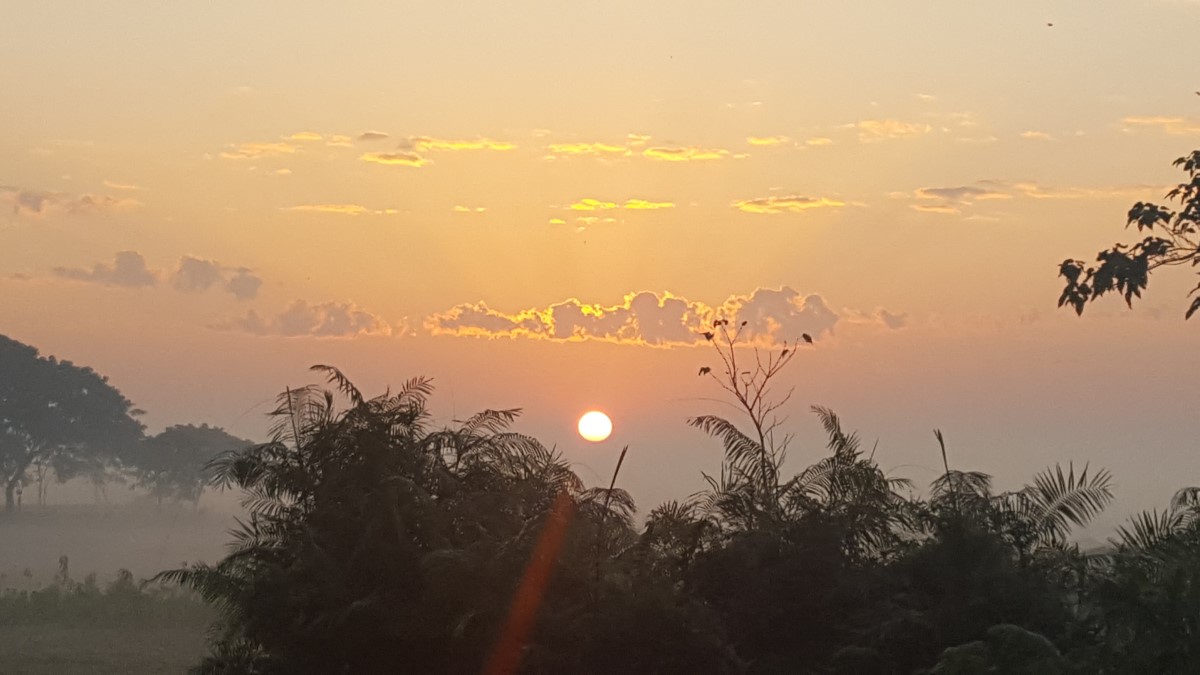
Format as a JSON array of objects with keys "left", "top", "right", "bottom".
[{"left": 577, "top": 411, "right": 613, "bottom": 442}]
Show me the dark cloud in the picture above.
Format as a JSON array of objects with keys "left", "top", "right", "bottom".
[
  {"left": 914, "top": 186, "right": 1009, "bottom": 203},
  {"left": 1, "top": 186, "right": 139, "bottom": 218},
  {"left": 53, "top": 251, "right": 158, "bottom": 288},
  {"left": 357, "top": 131, "right": 390, "bottom": 141},
  {"left": 225, "top": 269, "right": 263, "bottom": 301},
  {"left": 173, "top": 257, "right": 262, "bottom": 300},
  {"left": 173, "top": 256, "right": 223, "bottom": 292},
  {"left": 216, "top": 300, "right": 394, "bottom": 338}
]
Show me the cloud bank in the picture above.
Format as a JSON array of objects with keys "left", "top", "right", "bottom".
[{"left": 426, "top": 287, "right": 903, "bottom": 347}]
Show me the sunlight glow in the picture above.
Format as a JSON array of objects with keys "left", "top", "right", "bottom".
[{"left": 577, "top": 411, "right": 612, "bottom": 442}]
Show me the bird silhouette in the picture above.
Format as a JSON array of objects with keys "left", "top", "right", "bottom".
[
  {"left": 802, "top": 333, "right": 813, "bottom": 344},
  {"left": 1046, "top": 22, "right": 1053, "bottom": 26},
  {"left": 780, "top": 349, "right": 789, "bottom": 357},
  {"left": 698, "top": 366, "right": 711, "bottom": 376},
  {"left": 703, "top": 331, "right": 714, "bottom": 341}
]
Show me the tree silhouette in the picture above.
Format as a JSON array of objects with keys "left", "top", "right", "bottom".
[
  {"left": 160, "top": 366, "right": 735, "bottom": 674},
  {"left": 0, "top": 335, "right": 144, "bottom": 512},
  {"left": 1058, "top": 149, "right": 1200, "bottom": 318},
  {"left": 131, "top": 424, "right": 253, "bottom": 510}
]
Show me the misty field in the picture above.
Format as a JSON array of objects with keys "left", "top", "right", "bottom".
[{"left": 0, "top": 504, "right": 225, "bottom": 673}]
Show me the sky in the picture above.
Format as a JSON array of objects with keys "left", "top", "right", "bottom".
[{"left": 2, "top": 0, "right": 1199, "bottom": 533}]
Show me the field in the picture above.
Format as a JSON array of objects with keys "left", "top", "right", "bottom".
[
  {"left": 0, "top": 503, "right": 231, "bottom": 673},
  {"left": 0, "top": 624, "right": 209, "bottom": 674}
]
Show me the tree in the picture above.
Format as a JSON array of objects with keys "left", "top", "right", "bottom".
[
  {"left": 131, "top": 424, "right": 253, "bottom": 509},
  {"left": 0, "top": 335, "right": 144, "bottom": 512},
  {"left": 1058, "top": 149, "right": 1200, "bottom": 318}
]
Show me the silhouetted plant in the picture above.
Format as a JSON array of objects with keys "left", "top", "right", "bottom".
[{"left": 1059, "top": 148, "right": 1200, "bottom": 318}]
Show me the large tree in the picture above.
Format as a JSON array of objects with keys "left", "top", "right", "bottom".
[
  {"left": 0, "top": 335, "right": 144, "bottom": 511},
  {"left": 131, "top": 424, "right": 252, "bottom": 509},
  {"left": 1058, "top": 149, "right": 1200, "bottom": 319}
]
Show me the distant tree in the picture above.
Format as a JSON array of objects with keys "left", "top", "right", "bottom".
[
  {"left": 1058, "top": 149, "right": 1200, "bottom": 318},
  {"left": 132, "top": 424, "right": 253, "bottom": 509},
  {"left": 0, "top": 335, "right": 144, "bottom": 512}
]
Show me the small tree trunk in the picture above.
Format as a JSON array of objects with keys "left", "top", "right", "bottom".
[{"left": 3, "top": 482, "right": 14, "bottom": 513}]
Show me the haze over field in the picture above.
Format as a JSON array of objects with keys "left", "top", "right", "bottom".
[{"left": 3, "top": 0, "right": 1199, "bottom": 534}]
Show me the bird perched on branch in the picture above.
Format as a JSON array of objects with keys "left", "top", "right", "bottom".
[
  {"left": 703, "top": 331, "right": 714, "bottom": 341},
  {"left": 698, "top": 366, "right": 711, "bottom": 376},
  {"left": 802, "top": 333, "right": 813, "bottom": 344}
]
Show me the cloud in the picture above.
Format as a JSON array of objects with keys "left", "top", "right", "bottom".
[
  {"left": 425, "top": 287, "right": 887, "bottom": 347},
  {"left": 51, "top": 252, "right": 261, "bottom": 299},
  {"left": 805, "top": 137, "right": 834, "bottom": 146},
  {"left": 284, "top": 204, "right": 390, "bottom": 216},
  {"left": 326, "top": 134, "right": 353, "bottom": 147},
  {"left": 225, "top": 269, "right": 263, "bottom": 301},
  {"left": 220, "top": 142, "right": 299, "bottom": 159},
  {"left": 402, "top": 136, "right": 516, "bottom": 152},
  {"left": 173, "top": 256, "right": 223, "bottom": 292},
  {"left": 544, "top": 142, "right": 631, "bottom": 158},
  {"left": 643, "top": 146, "right": 729, "bottom": 161},
  {"left": 983, "top": 180, "right": 1162, "bottom": 200},
  {"left": 876, "top": 309, "right": 908, "bottom": 329},
  {"left": 101, "top": 180, "right": 144, "bottom": 191},
  {"left": 910, "top": 184, "right": 1011, "bottom": 214},
  {"left": 567, "top": 198, "right": 675, "bottom": 212},
  {"left": 914, "top": 186, "right": 1010, "bottom": 204},
  {"left": 1122, "top": 116, "right": 1200, "bottom": 135},
  {"left": 848, "top": 307, "right": 909, "bottom": 329},
  {"left": 853, "top": 119, "right": 932, "bottom": 142},
  {"left": 623, "top": 199, "right": 674, "bottom": 210},
  {"left": 747, "top": 136, "right": 790, "bottom": 146},
  {"left": 731, "top": 195, "right": 845, "bottom": 214},
  {"left": 911, "top": 204, "right": 961, "bottom": 214},
  {"left": 453, "top": 205, "right": 487, "bottom": 213},
  {"left": 54, "top": 251, "right": 158, "bottom": 288},
  {"left": 289, "top": 131, "right": 323, "bottom": 141},
  {"left": 1, "top": 186, "right": 140, "bottom": 218},
  {"left": 548, "top": 217, "right": 567, "bottom": 225},
  {"left": 357, "top": 131, "right": 389, "bottom": 141},
  {"left": 171, "top": 256, "right": 264, "bottom": 300},
  {"left": 569, "top": 198, "right": 618, "bottom": 211},
  {"left": 907, "top": 180, "right": 1160, "bottom": 214},
  {"left": 1020, "top": 131, "right": 1055, "bottom": 141},
  {"left": 217, "top": 300, "right": 395, "bottom": 338},
  {"left": 359, "top": 151, "right": 427, "bottom": 167}
]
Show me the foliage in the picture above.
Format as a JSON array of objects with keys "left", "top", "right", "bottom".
[
  {"left": 129, "top": 424, "right": 252, "bottom": 508},
  {"left": 0, "top": 334, "right": 144, "bottom": 511},
  {"left": 135, "top": 348, "right": 1197, "bottom": 673},
  {"left": 160, "top": 367, "right": 735, "bottom": 674},
  {"left": 1058, "top": 148, "right": 1200, "bottom": 318}
]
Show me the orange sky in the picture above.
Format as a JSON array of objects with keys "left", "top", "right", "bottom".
[{"left": 2, "top": 0, "right": 1199, "bottom": 530}]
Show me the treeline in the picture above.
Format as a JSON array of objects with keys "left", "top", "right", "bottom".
[
  {"left": 0, "top": 335, "right": 251, "bottom": 511},
  {"left": 160, "top": 343, "right": 1200, "bottom": 674}
]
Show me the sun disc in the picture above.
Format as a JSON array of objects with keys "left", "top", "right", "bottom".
[{"left": 578, "top": 411, "right": 612, "bottom": 442}]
